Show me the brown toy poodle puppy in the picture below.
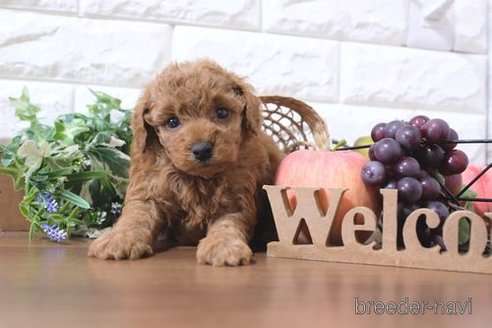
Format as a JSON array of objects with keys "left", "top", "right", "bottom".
[{"left": 88, "top": 59, "right": 284, "bottom": 265}]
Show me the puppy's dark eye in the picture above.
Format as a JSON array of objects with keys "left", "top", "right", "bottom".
[
  {"left": 215, "top": 107, "right": 229, "bottom": 120},
  {"left": 166, "top": 117, "right": 180, "bottom": 130}
]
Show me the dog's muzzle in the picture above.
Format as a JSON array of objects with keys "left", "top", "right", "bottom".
[{"left": 191, "top": 142, "right": 213, "bottom": 162}]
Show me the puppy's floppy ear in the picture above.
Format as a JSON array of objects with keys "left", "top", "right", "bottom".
[
  {"left": 233, "top": 80, "right": 263, "bottom": 135},
  {"left": 130, "top": 90, "right": 159, "bottom": 155}
]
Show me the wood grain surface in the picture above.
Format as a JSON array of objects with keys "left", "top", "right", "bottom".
[{"left": 0, "top": 232, "right": 490, "bottom": 328}]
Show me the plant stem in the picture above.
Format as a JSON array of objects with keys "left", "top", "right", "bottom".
[{"left": 455, "top": 197, "right": 492, "bottom": 202}]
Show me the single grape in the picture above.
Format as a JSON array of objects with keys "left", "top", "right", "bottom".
[
  {"left": 397, "top": 203, "right": 419, "bottom": 247},
  {"left": 385, "top": 165, "right": 396, "bottom": 180},
  {"left": 371, "top": 123, "right": 387, "bottom": 142},
  {"left": 426, "top": 201, "right": 449, "bottom": 220},
  {"left": 397, "top": 203, "right": 419, "bottom": 220},
  {"left": 397, "top": 177, "right": 423, "bottom": 203},
  {"left": 441, "top": 128, "right": 459, "bottom": 151},
  {"left": 416, "top": 218, "right": 433, "bottom": 248},
  {"left": 373, "top": 138, "right": 404, "bottom": 165},
  {"left": 361, "top": 161, "right": 387, "bottom": 186},
  {"left": 368, "top": 144, "right": 376, "bottom": 160},
  {"left": 383, "top": 120, "right": 406, "bottom": 139},
  {"left": 384, "top": 179, "right": 397, "bottom": 189},
  {"left": 395, "top": 125, "right": 422, "bottom": 151},
  {"left": 418, "top": 169, "right": 429, "bottom": 179},
  {"left": 444, "top": 173, "right": 462, "bottom": 195},
  {"left": 394, "top": 156, "right": 421, "bottom": 178},
  {"left": 421, "top": 118, "right": 450, "bottom": 143},
  {"left": 426, "top": 201, "right": 449, "bottom": 234},
  {"left": 439, "top": 149, "right": 469, "bottom": 176},
  {"left": 417, "top": 144, "right": 445, "bottom": 168},
  {"left": 409, "top": 115, "right": 429, "bottom": 129},
  {"left": 420, "top": 176, "right": 441, "bottom": 200}
]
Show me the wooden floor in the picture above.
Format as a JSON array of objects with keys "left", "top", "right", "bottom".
[{"left": 0, "top": 232, "right": 490, "bottom": 328}]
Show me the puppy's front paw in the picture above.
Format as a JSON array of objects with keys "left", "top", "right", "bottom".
[
  {"left": 88, "top": 228, "right": 153, "bottom": 260},
  {"left": 196, "top": 236, "right": 252, "bottom": 266}
]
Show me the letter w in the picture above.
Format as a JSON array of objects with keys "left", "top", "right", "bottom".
[{"left": 263, "top": 186, "right": 346, "bottom": 246}]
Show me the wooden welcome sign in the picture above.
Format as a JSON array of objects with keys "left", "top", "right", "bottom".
[{"left": 263, "top": 186, "right": 492, "bottom": 274}]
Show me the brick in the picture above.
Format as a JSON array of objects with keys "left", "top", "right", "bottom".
[
  {"left": 0, "top": 10, "right": 171, "bottom": 87},
  {"left": 0, "top": 80, "right": 73, "bottom": 138},
  {"left": 0, "top": 0, "right": 77, "bottom": 13},
  {"left": 340, "top": 43, "right": 486, "bottom": 113},
  {"left": 406, "top": 0, "right": 454, "bottom": 51},
  {"left": 80, "top": 0, "right": 260, "bottom": 31},
  {"left": 453, "top": 0, "right": 487, "bottom": 54},
  {"left": 173, "top": 26, "right": 339, "bottom": 102},
  {"left": 263, "top": 0, "right": 407, "bottom": 45}
]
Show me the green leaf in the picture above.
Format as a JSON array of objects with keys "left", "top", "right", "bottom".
[
  {"left": 460, "top": 188, "right": 477, "bottom": 200},
  {"left": 458, "top": 189, "right": 477, "bottom": 246},
  {"left": 0, "top": 144, "right": 8, "bottom": 153},
  {"left": 66, "top": 170, "right": 109, "bottom": 182},
  {"left": 17, "top": 140, "right": 51, "bottom": 177},
  {"left": 21, "top": 86, "right": 29, "bottom": 102},
  {"left": 88, "top": 147, "right": 130, "bottom": 178},
  {"left": 56, "top": 190, "right": 91, "bottom": 209},
  {"left": 50, "top": 213, "right": 66, "bottom": 224},
  {"left": 88, "top": 132, "right": 125, "bottom": 148},
  {"left": 29, "top": 222, "right": 37, "bottom": 241},
  {"left": 98, "top": 174, "right": 116, "bottom": 194},
  {"left": 90, "top": 89, "right": 122, "bottom": 109},
  {"left": 1, "top": 153, "right": 14, "bottom": 167},
  {"left": 0, "top": 166, "right": 25, "bottom": 190},
  {"left": 19, "top": 202, "right": 30, "bottom": 218},
  {"left": 53, "top": 120, "right": 67, "bottom": 141},
  {"left": 19, "top": 188, "right": 39, "bottom": 220},
  {"left": 40, "top": 166, "right": 77, "bottom": 178},
  {"left": 458, "top": 218, "right": 471, "bottom": 245},
  {"left": 29, "top": 174, "right": 49, "bottom": 182},
  {"left": 67, "top": 207, "right": 80, "bottom": 221},
  {"left": 0, "top": 137, "right": 22, "bottom": 167},
  {"left": 9, "top": 87, "right": 41, "bottom": 123},
  {"left": 332, "top": 139, "right": 347, "bottom": 151},
  {"left": 88, "top": 177, "right": 117, "bottom": 209},
  {"left": 55, "top": 117, "right": 91, "bottom": 144},
  {"left": 0, "top": 166, "right": 22, "bottom": 179}
]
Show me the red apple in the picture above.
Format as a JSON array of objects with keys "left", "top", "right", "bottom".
[
  {"left": 274, "top": 149, "right": 380, "bottom": 245},
  {"left": 461, "top": 164, "right": 492, "bottom": 216}
]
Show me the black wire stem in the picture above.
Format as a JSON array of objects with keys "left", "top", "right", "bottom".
[{"left": 334, "top": 139, "right": 492, "bottom": 151}]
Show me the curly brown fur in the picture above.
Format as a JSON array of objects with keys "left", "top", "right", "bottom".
[{"left": 88, "top": 60, "right": 284, "bottom": 265}]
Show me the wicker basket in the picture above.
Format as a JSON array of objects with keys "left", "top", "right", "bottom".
[{"left": 260, "top": 96, "right": 330, "bottom": 153}]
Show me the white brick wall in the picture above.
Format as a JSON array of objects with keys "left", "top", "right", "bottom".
[
  {"left": 173, "top": 26, "right": 339, "bottom": 102},
  {"left": 340, "top": 43, "right": 486, "bottom": 113},
  {"left": 263, "top": 0, "right": 407, "bottom": 45},
  {"left": 0, "top": 10, "right": 172, "bottom": 86},
  {"left": 0, "top": 0, "right": 489, "bottom": 164},
  {"left": 80, "top": 0, "right": 260, "bottom": 30}
]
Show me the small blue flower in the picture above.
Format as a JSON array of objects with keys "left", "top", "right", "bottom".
[
  {"left": 110, "top": 202, "right": 122, "bottom": 216},
  {"left": 38, "top": 192, "right": 59, "bottom": 213},
  {"left": 40, "top": 223, "right": 67, "bottom": 243}
]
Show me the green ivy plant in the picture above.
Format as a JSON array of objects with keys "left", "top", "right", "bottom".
[{"left": 0, "top": 88, "right": 132, "bottom": 241}]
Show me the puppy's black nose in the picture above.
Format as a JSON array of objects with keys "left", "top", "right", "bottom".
[{"left": 191, "top": 142, "right": 213, "bottom": 162}]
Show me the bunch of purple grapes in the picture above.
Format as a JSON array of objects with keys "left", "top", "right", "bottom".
[{"left": 361, "top": 115, "right": 469, "bottom": 247}]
